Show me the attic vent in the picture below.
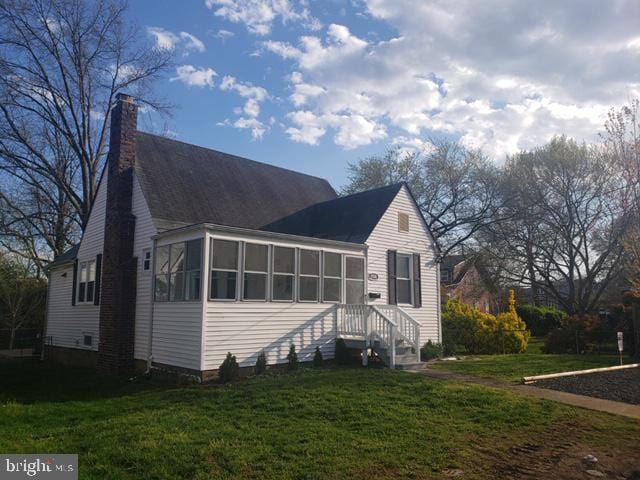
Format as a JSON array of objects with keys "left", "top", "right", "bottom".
[{"left": 398, "top": 212, "right": 409, "bottom": 232}]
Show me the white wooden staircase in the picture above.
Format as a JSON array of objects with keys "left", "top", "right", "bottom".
[{"left": 336, "top": 304, "right": 422, "bottom": 369}]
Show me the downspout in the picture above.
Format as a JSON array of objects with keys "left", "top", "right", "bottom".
[
  {"left": 145, "top": 238, "right": 157, "bottom": 374},
  {"left": 435, "top": 255, "right": 442, "bottom": 344},
  {"left": 41, "top": 268, "right": 53, "bottom": 361}
]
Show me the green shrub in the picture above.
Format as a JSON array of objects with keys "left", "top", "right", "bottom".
[
  {"left": 335, "top": 338, "right": 350, "bottom": 365},
  {"left": 287, "top": 344, "right": 298, "bottom": 370},
  {"left": 442, "top": 297, "right": 529, "bottom": 355},
  {"left": 219, "top": 352, "right": 239, "bottom": 383},
  {"left": 421, "top": 340, "right": 443, "bottom": 360},
  {"left": 516, "top": 304, "right": 567, "bottom": 336},
  {"left": 255, "top": 350, "right": 267, "bottom": 374},
  {"left": 313, "top": 346, "right": 323, "bottom": 367},
  {"left": 543, "top": 314, "right": 599, "bottom": 354}
]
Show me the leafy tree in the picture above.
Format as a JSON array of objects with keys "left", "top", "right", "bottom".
[
  {"left": 343, "top": 139, "right": 505, "bottom": 257},
  {"left": 0, "top": 254, "right": 46, "bottom": 349},
  {"left": 0, "top": 0, "right": 171, "bottom": 269}
]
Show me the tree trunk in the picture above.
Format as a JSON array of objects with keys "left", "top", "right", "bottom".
[
  {"left": 9, "top": 327, "right": 16, "bottom": 350},
  {"left": 633, "top": 299, "right": 640, "bottom": 360}
]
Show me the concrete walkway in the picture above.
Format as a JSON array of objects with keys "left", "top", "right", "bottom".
[{"left": 418, "top": 367, "right": 640, "bottom": 420}]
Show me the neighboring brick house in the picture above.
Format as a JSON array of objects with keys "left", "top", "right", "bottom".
[
  {"left": 44, "top": 94, "right": 442, "bottom": 379},
  {"left": 440, "top": 255, "right": 497, "bottom": 313}
]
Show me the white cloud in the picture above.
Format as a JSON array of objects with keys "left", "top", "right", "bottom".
[
  {"left": 147, "top": 27, "right": 205, "bottom": 55},
  {"left": 262, "top": 1, "right": 640, "bottom": 157},
  {"left": 179, "top": 32, "right": 206, "bottom": 53},
  {"left": 147, "top": 27, "right": 178, "bottom": 50},
  {"left": 215, "top": 29, "right": 235, "bottom": 41},
  {"left": 171, "top": 65, "right": 217, "bottom": 87},
  {"left": 205, "top": 0, "right": 320, "bottom": 35},
  {"left": 218, "top": 75, "right": 270, "bottom": 139}
]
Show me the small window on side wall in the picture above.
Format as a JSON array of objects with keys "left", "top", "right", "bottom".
[
  {"left": 77, "top": 260, "right": 96, "bottom": 304},
  {"left": 142, "top": 249, "right": 151, "bottom": 272},
  {"left": 210, "top": 239, "right": 239, "bottom": 300}
]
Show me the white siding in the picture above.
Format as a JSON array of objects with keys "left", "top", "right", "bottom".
[
  {"left": 203, "top": 302, "right": 337, "bottom": 369},
  {"left": 46, "top": 170, "right": 159, "bottom": 359},
  {"left": 365, "top": 186, "right": 441, "bottom": 343},
  {"left": 46, "top": 170, "right": 108, "bottom": 349},
  {"left": 152, "top": 302, "right": 203, "bottom": 370},
  {"left": 46, "top": 264, "right": 100, "bottom": 350},
  {"left": 132, "top": 175, "right": 157, "bottom": 360}
]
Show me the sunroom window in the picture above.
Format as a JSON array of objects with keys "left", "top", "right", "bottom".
[
  {"left": 154, "top": 240, "right": 202, "bottom": 302},
  {"left": 210, "top": 239, "right": 239, "bottom": 300},
  {"left": 397, "top": 253, "right": 412, "bottom": 304},
  {"left": 272, "top": 246, "right": 295, "bottom": 301},
  {"left": 345, "top": 256, "right": 365, "bottom": 304},
  {"left": 299, "top": 249, "right": 319, "bottom": 302},
  {"left": 244, "top": 243, "right": 268, "bottom": 300},
  {"left": 322, "top": 252, "right": 342, "bottom": 303},
  {"left": 77, "top": 260, "right": 96, "bottom": 304}
]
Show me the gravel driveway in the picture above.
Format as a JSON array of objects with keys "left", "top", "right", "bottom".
[{"left": 535, "top": 367, "right": 640, "bottom": 405}]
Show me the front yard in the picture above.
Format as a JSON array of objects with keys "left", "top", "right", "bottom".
[
  {"left": 430, "top": 338, "right": 628, "bottom": 382},
  {"left": 1, "top": 359, "right": 639, "bottom": 479}
]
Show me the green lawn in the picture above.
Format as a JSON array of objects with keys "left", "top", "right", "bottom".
[
  {"left": 1, "top": 359, "right": 639, "bottom": 479},
  {"left": 431, "top": 338, "right": 628, "bottom": 382}
]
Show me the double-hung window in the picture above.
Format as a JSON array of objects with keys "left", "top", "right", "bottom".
[
  {"left": 396, "top": 253, "right": 412, "bottom": 304},
  {"left": 272, "top": 246, "right": 295, "bottom": 301},
  {"left": 345, "top": 256, "right": 365, "bottom": 304},
  {"left": 77, "top": 260, "right": 96, "bottom": 303},
  {"left": 154, "top": 240, "right": 202, "bottom": 302},
  {"left": 322, "top": 252, "right": 342, "bottom": 303},
  {"left": 210, "top": 239, "right": 239, "bottom": 300},
  {"left": 299, "top": 250, "right": 320, "bottom": 302},
  {"left": 244, "top": 243, "right": 268, "bottom": 300}
]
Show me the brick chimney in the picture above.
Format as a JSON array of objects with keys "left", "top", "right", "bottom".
[{"left": 97, "top": 93, "right": 138, "bottom": 376}]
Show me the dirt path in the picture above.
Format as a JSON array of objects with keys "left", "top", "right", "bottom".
[{"left": 476, "top": 421, "right": 640, "bottom": 480}]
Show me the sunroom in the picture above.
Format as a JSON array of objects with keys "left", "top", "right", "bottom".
[{"left": 146, "top": 222, "right": 422, "bottom": 375}]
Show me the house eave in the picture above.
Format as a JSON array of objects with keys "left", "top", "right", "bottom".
[{"left": 152, "top": 222, "right": 368, "bottom": 250}]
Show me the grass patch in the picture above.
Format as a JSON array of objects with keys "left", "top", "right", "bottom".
[
  {"left": 0, "top": 359, "right": 638, "bottom": 479},
  {"left": 432, "top": 338, "right": 628, "bottom": 382}
]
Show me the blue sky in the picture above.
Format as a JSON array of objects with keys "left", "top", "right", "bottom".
[{"left": 127, "top": 0, "right": 640, "bottom": 190}]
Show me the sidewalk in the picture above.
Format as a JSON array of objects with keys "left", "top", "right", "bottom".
[{"left": 418, "top": 367, "right": 640, "bottom": 420}]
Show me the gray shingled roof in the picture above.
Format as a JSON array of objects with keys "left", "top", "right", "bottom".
[
  {"left": 134, "top": 132, "right": 337, "bottom": 231},
  {"left": 48, "top": 244, "right": 79, "bottom": 269},
  {"left": 261, "top": 183, "right": 404, "bottom": 243}
]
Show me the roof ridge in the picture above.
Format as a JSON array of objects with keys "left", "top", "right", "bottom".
[{"left": 136, "top": 130, "right": 333, "bottom": 186}]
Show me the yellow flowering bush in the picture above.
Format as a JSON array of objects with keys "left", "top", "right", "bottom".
[{"left": 442, "top": 291, "right": 530, "bottom": 354}]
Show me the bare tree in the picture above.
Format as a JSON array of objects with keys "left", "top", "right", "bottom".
[
  {"left": 602, "top": 99, "right": 640, "bottom": 296},
  {"left": 343, "top": 139, "right": 505, "bottom": 257},
  {"left": 0, "top": 0, "right": 171, "bottom": 269},
  {"left": 486, "top": 136, "right": 634, "bottom": 314}
]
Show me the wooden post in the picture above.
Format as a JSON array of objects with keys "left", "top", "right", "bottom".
[{"left": 389, "top": 324, "right": 396, "bottom": 369}]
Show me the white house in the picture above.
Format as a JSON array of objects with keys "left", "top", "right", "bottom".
[{"left": 45, "top": 94, "right": 442, "bottom": 380}]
